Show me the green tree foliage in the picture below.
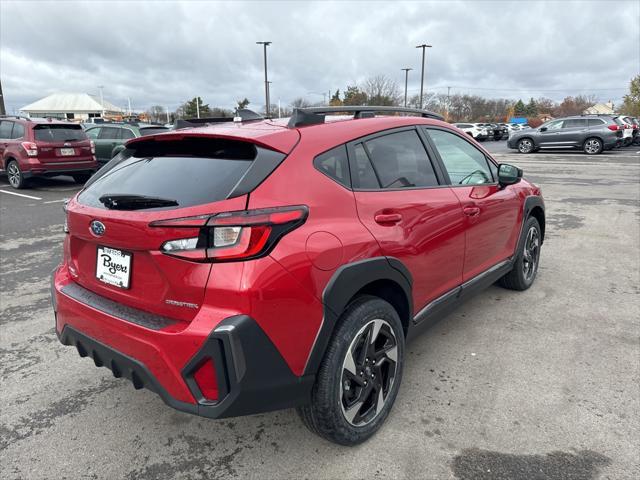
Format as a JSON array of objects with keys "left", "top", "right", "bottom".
[
  {"left": 525, "top": 98, "right": 538, "bottom": 116},
  {"left": 343, "top": 85, "right": 367, "bottom": 106},
  {"left": 513, "top": 99, "right": 526, "bottom": 115},
  {"left": 329, "top": 89, "right": 343, "bottom": 106},
  {"left": 621, "top": 75, "right": 640, "bottom": 116},
  {"left": 236, "top": 98, "right": 250, "bottom": 110},
  {"left": 182, "top": 97, "right": 210, "bottom": 117}
]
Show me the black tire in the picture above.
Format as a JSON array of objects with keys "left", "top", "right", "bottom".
[
  {"left": 517, "top": 138, "right": 534, "bottom": 154},
  {"left": 583, "top": 137, "right": 603, "bottom": 155},
  {"left": 499, "top": 216, "right": 541, "bottom": 291},
  {"left": 297, "top": 296, "right": 405, "bottom": 445},
  {"left": 72, "top": 173, "right": 92, "bottom": 184},
  {"left": 6, "top": 160, "right": 27, "bottom": 189}
]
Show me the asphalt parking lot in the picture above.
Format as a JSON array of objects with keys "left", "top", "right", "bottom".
[{"left": 1, "top": 146, "right": 639, "bottom": 479}]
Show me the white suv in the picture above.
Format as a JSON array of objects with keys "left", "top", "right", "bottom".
[{"left": 452, "top": 123, "right": 488, "bottom": 141}]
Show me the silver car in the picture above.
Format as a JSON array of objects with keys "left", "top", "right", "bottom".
[{"left": 507, "top": 115, "right": 623, "bottom": 155}]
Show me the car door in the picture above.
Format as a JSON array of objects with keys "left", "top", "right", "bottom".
[
  {"left": 348, "top": 127, "right": 466, "bottom": 310},
  {"left": 95, "top": 126, "right": 121, "bottom": 164},
  {"left": 555, "top": 118, "right": 587, "bottom": 146},
  {"left": 423, "top": 127, "right": 520, "bottom": 282},
  {"left": 537, "top": 119, "right": 564, "bottom": 147},
  {"left": 0, "top": 121, "right": 14, "bottom": 164}
]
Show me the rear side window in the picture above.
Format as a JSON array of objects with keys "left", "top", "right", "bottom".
[
  {"left": 314, "top": 145, "right": 350, "bottom": 187},
  {"left": 98, "top": 127, "right": 120, "bottom": 140},
  {"left": 120, "top": 129, "right": 135, "bottom": 140},
  {"left": 587, "top": 119, "right": 605, "bottom": 127},
  {"left": 351, "top": 144, "right": 379, "bottom": 189},
  {"left": 11, "top": 123, "right": 25, "bottom": 139},
  {"left": 363, "top": 130, "right": 438, "bottom": 188},
  {"left": 78, "top": 138, "right": 280, "bottom": 210},
  {"left": 563, "top": 119, "right": 587, "bottom": 128},
  {"left": 86, "top": 127, "right": 101, "bottom": 139},
  {"left": 33, "top": 124, "right": 87, "bottom": 142},
  {"left": 0, "top": 121, "right": 13, "bottom": 139},
  {"left": 426, "top": 129, "right": 494, "bottom": 185}
]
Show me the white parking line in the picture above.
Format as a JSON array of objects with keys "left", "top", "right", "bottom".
[
  {"left": 42, "top": 199, "right": 69, "bottom": 204},
  {"left": 0, "top": 190, "right": 43, "bottom": 200}
]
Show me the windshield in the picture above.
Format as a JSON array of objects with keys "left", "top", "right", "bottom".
[{"left": 33, "top": 124, "right": 87, "bottom": 142}]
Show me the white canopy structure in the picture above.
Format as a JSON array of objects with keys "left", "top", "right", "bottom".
[{"left": 20, "top": 93, "right": 123, "bottom": 120}]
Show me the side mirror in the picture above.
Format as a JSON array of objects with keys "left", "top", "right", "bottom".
[
  {"left": 539, "top": 127, "right": 548, "bottom": 132},
  {"left": 498, "top": 163, "right": 523, "bottom": 187}
]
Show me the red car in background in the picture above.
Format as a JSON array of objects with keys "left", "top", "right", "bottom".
[
  {"left": 51, "top": 107, "right": 545, "bottom": 445},
  {"left": 0, "top": 116, "right": 97, "bottom": 188}
]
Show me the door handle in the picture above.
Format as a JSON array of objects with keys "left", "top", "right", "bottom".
[
  {"left": 463, "top": 206, "right": 480, "bottom": 217},
  {"left": 374, "top": 213, "right": 402, "bottom": 225}
]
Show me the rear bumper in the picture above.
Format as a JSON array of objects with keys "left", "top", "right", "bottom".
[
  {"left": 52, "top": 265, "right": 313, "bottom": 419},
  {"left": 22, "top": 157, "right": 98, "bottom": 177}
]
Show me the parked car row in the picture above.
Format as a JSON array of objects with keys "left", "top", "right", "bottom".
[
  {"left": 0, "top": 116, "right": 169, "bottom": 188},
  {"left": 507, "top": 114, "right": 639, "bottom": 155},
  {"left": 452, "top": 122, "right": 528, "bottom": 141}
]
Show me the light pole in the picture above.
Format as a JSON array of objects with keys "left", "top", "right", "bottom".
[
  {"left": 97, "top": 85, "right": 105, "bottom": 117},
  {"left": 267, "top": 81, "right": 273, "bottom": 114},
  {"left": 256, "top": 41, "right": 272, "bottom": 116},
  {"left": 401, "top": 68, "right": 412, "bottom": 107},
  {"left": 415, "top": 44, "right": 432, "bottom": 109}
]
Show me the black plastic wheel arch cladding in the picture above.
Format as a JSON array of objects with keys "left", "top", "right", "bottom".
[{"left": 303, "top": 257, "right": 413, "bottom": 377}]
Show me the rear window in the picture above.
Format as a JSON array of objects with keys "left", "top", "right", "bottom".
[
  {"left": 34, "top": 124, "right": 87, "bottom": 142},
  {"left": 140, "top": 127, "right": 169, "bottom": 136},
  {"left": 79, "top": 138, "right": 274, "bottom": 210}
]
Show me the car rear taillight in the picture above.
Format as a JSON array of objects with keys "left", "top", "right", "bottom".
[
  {"left": 21, "top": 142, "right": 38, "bottom": 157},
  {"left": 151, "top": 205, "right": 308, "bottom": 262},
  {"left": 193, "top": 359, "right": 218, "bottom": 401},
  {"left": 607, "top": 125, "right": 620, "bottom": 131},
  {"left": 90, "top": 140, "right": 95, "bottom": 154}
]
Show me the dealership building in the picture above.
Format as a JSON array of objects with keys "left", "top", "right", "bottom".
[{"left": 19, "top": 93, "right": 123, "bottom": 120}]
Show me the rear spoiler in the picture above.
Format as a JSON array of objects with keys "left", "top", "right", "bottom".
[{"left": 174, "top": 109, "right": 264, "bottom": 130}]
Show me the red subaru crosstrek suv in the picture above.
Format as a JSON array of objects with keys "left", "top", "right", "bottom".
[
  {"left": 0, "top": 116, "right": 98, "bottom": 189},
  {"left": 52, "top": 107, "right": 544, "bottom": 445}
]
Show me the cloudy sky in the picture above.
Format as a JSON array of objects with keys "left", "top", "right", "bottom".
[{"left": 1, "top": 0, "right": 639, "bottom": 114}]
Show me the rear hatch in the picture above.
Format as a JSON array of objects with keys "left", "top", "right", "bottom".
[
  {"left": 65, "top": 133, "right": 293, "bottom": 322},
  {"left": 33, "top": 123, "right": 92, "bottom": 163}
]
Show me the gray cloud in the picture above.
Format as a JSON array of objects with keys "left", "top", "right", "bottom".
[{"left": 1, "top": 0, "right": 638, "bottom": 114}]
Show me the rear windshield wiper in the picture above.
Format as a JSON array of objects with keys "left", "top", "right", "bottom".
[{"left": 99, "top": 194, "right": 178, "bottom": 210}]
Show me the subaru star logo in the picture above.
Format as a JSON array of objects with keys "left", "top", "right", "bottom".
[{"left": 90, "top": 220, "right": 106, "bottom": 236}]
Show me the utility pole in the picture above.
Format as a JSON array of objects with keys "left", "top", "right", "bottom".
[
  {"left": 196, "top": 97, "right": 200, "bottom": 118},
  {"left": 166, "top": 107, "right": 170, "bottom": 124},
  {"left": 446, "top": 86, "right": 451, "bottom": 120},
  {"left": 97, "top": 85, "right": 105, "bottom": 117},
  {"left": 256, "top": 41, "right": 272, "bottom": 117},
  {"left": 415, "top": 44, "right": 432, "bottom": 109},
  {"left": 127, "top": 98, "right": 132, "bottom": 116},
  {"left": 0, "top": 77, "right": 6, "bottom": 115},
  {"left": 401, "top": 68, "right": 412, "bottom": 107},
  {"left": 267, "top": 81, "right": 273, "bottom": 115}
]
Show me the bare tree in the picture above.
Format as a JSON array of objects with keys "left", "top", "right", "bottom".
[{"left": 362, "top": 75, "right": 401, "bottom": 106}]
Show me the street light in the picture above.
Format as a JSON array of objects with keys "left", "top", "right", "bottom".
[
  {"left": 401, "top": 68, "right": 412, "bottom": 107},
  {"left": 415, "top": 44, "right": 432, "bottom": 109},
  {"left": 256, "top": 41, "right": 272, "bottom": 116}
]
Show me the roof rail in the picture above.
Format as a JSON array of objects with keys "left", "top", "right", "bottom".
[
  {"left": 0, "top": 114, "right": 31, "bottom": 121},
  {"left": 174, "top": 109, "right": 264, "bottom": 130},
  {"left": 287, "top": 106, "right": 444, "bottom": 128}
]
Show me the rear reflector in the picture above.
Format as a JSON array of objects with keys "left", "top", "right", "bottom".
[{"left": 193, "top": 359, "right": 218, "bottom": 401}]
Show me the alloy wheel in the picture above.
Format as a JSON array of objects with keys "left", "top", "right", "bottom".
[
  {"left": 518, "top": 139, "right": 533, "bottom": 153},
  {"left": 7, "top": 163, "right": 21, "bottom": 188},
  {"left": 585, "top": 139, "right": 601, "bottom": 154},
  {"left": 523, "top": 226, "right": 540, "bottom": 282},
  {"left": 340, "top": 318, "right": 398, "bottom": 426}
]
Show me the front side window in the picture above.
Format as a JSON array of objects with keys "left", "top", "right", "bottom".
[
  {"left": 86, "top": 127, "right": 101, "bottom": 139},
  {"left": 0, "top": 121, "right": 14, "bottom": 139},
  {"left": 314, "top": 145, "right": 350, "bottom": 187},
  {"left": 426, "top": 129, "right": 494, "bottom": 185},
  {"left": 362, "top": 130, "right": 438, "bottom": 189},
  {"left": 543, "top": 120, "right": 564, "bottom": 131}
]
